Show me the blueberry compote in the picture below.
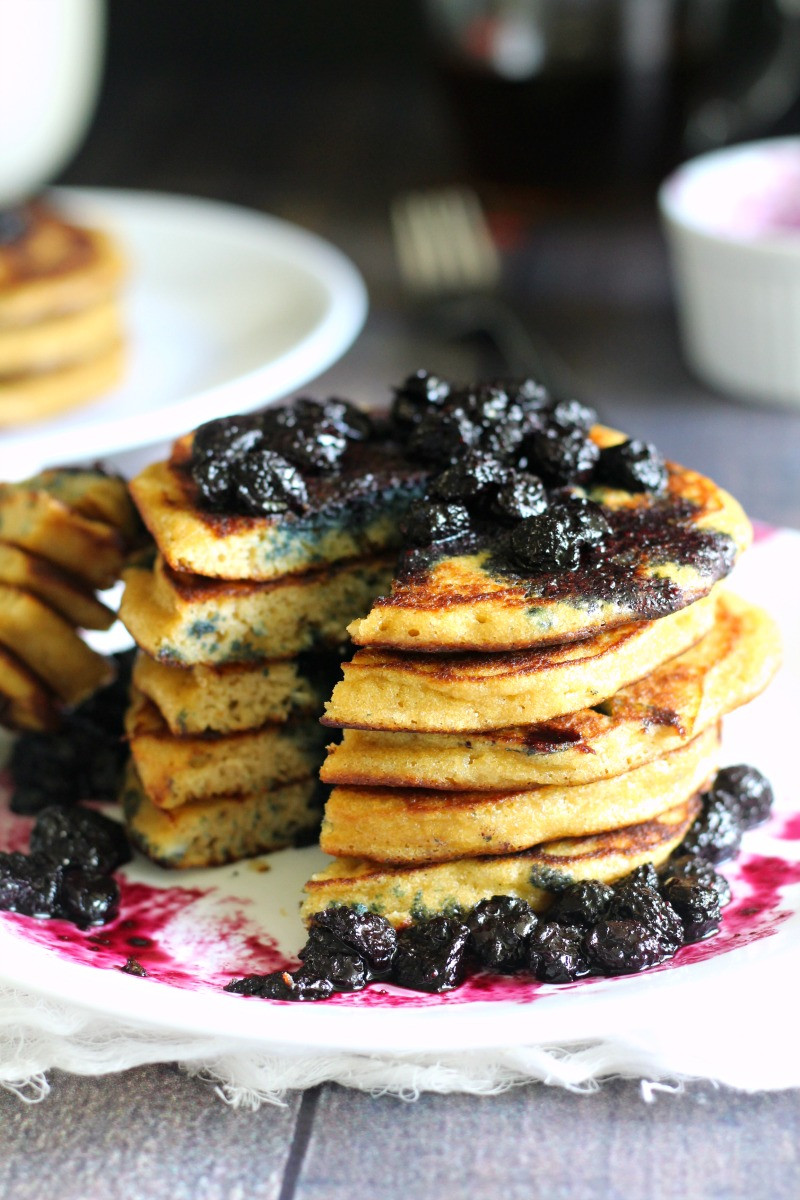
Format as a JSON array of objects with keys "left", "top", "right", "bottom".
[
  {"left": 382, "top": 372, "right": 736, "bottom": 616},
  {"left": 223, "top": 764, "right": 773, "bottom": 1002},
  {"left": 3, "top": 652, "right": 133, "bottom": 928}
]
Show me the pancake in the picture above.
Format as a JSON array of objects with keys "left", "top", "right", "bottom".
[
  {"left": 0, "top": 645, "right": 60, "bottom": 732},
  {"left": 0, "top": 584, "right": 112, "bottom": 705},
  {"left": 132, "top": 650, "right": 336, "bottom": 735},
  {"left": 302, "top": 796, "right": 701, "bottom": 927},
  {"left": 322, "top": 592, "right": 780, "bottom": 789},
  {"left": 0, "top": 339, "right": 125, "bottom": 426},
  {"left": 122, "top": 765, "right": 323, "bottom": 869},
  {"left": 0, "top": 204, "right": 125, "bottom": 328},
  {"left": 348, "top": 427, "right": 751, "bottom": 652},
  {"left": 0, "top": 298, "right": 122, "bottom": 376},
  {"left": 320, "top": 724, "right": 718, "bottom": 864},
  {"left": 129, "top": 435, "right": 428, "bottom": 581},
  {"left": 126, "top": 688, "right": 328, "bottom": 809},
  {"left": 0, "top": 471, "right": 130, "bottom": 589},
  {"left": 120, "top": 554, "right": 392, "bottom": 665},
  {"left": 0, "top": 543, "right": 115, "bottom": 630},
  {"left": 21, "top": 467, "right": 142, "bottom": 544},
  {"left": 323, "top": 590, "right": 716, "bottom": 733}
]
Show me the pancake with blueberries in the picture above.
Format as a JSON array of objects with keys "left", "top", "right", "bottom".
[
  {"left": 129, "top": 399, "right": 430, "bottom": 582},
  {"left": 318, "top": 724, "right": 718, "bottom": 864},
  {"left": 0, "top": 644, "right": 61, "bottom": 732},
  {"left": 120, "top": 552, "right": 393, "bottom": 665},
  {"left": 302, "top": 794, "right": 701, "bottom": 927},
  {"left": 323, "top": 589, "right": 716, "bottom": 733},
  {"left": 322, "top": 591, "right": 780, "bottom": 790},
  {"left": 122, "top": 763, "right": 324, "bottom": 869},
  {"left": 125, "top": 687, "right": 329, "bottom": 809},
  {"left": 132, "top": 649, "right": 341, "bottom": 736},
  {"left": 344, "top": 375, "right": 749, "bottom": 652}
]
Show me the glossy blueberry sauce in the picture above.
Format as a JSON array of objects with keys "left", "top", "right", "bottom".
[{"left": 1, "top": 788, "right": 797, "bottom": 1008}]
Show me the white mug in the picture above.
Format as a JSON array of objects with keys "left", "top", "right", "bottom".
[{"left": 0, "top": 0, "right": 105, "bottom": 206}]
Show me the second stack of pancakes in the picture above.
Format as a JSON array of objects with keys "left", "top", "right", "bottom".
[
  {"left": 306, "top": 418, "right": 780, "bottom": 925},
  {"left": 117, "top": 404, "right": 428, "bottom": 869}
]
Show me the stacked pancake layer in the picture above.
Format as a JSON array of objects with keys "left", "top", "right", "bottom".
[
  {"left": 305, "top": 447, "right": 779, "bottom": 926},
  {"left": 0, "top": 201, "right": 127, "bottom": 425},
  {"left": 0, "top": 469, "right": 140, "bottom": 730},
  {"left": 119, "top": 429, "right": 426, "bottom": 869}
]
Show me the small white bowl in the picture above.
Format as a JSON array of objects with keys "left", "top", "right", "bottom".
[{"left": 659, "top": 137, "right": 800, "bottom": 408}]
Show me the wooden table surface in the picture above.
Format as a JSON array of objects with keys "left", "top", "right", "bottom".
[{"left": 3, "top": 21, "right": 800, "bottom": 1196}]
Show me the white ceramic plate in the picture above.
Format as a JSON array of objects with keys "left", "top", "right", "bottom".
[
  {"left": 0, "top": 528, "right": 797, "bottom": 1061},
  {"left": 0, "top": 188, "right": 368, "bottom": 480}
]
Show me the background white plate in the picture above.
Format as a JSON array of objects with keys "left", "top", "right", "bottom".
[
  {"left": 0, "top": 188, "right": 368, "bottom": 480},
  {"left": 0, "top": 528, "right": 796, "bottom": 1067}
]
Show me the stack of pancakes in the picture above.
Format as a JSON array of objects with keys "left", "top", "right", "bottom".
[
  {"left": 0, "top": 201, "right": 126, "bottom": 425},
  {"left": 0, "top": 468, "right": 140, "bottom": 730},
  {"left": 304, "top": 430, "right": 780, "bottom": 926},
  {"left": 118, "top": 427, "right": 427, "bottom": 869}
]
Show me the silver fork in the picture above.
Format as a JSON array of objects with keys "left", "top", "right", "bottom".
[{"left": 390, "top": 185, "right": 567, "bottom": 389}]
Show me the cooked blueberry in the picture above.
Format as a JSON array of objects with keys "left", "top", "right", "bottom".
[
  {"left": 191, "top": 455, "right": 236, "bottom": 508},
  {"left": 298, "top": 926, "right": 369, "bottom": 992},
  {"left": 710, "top": 765, "right": 773, "bottom": 830},
  {"left": 457, "top": 382, "right": 513, "bottom": 427},
  {"left": 9, "top": 731, "right": 82, "bottom": 813},
  {"left": 677, "top": 796, "right": 743, "bottom": 864},
  {"left": 308, "top": 906, "right": 397, "bottom": 976},
  {"left": 59, "top": 869, "right": 120, "bottom": 926},
  {"left": 617, "top": 863, "right": 660, "bottom": 891},
  {"left": 429, "top": 451, "right": 509, "bottom": 504},
  {"left": 75, "top": 649, "right": 135, "bottom": 739},
  {"left": 556, "top": 496, "right": 612, "bottom": 546},
  {"left": 659, "top": 877, "right": 721, "bottom": 943},
  {"left": 527, "top": 921, "right": 590, "bottom": 983},
  {"left": 192, "top": 416, "right": 264, "bottom": 464},
  {"left": 30, "top": 806, "right": 131, "bottom": 875},
  {"left": 585, "top": 919, "right": 664, "bottom": 974},
  {"left": 228, "top": 449, "right": 309, "bottom": 514},
  {"left": 224, "top": 969, "right": 334, "bottom": 1001},
  {"left": 294, "top": 397, "right": 373, "bottom": 442},
  {"left": 549, "top": 398, "right": 597, "bottom": 432},
  {"left": 659, "top": 855, "right": 731, "bottom": 907},
  {"left": 266, "top": 421, "right": 348, "bottom": 473},
  {"left": 392, "top": 917, "right": 470, "bottom": 992},
  {"left": 0, "top": 852, "right": 62, "bottom": 917},
  {"left": 0, "top": 206, "right": 29, "bottom": 243},
  {"left": 595, "top": 439, "right": 668, "bottom": 494},
  {"left": 391, "top": 370, "right": 451, "bottom": 432},
  {"left": 491, "top": 471, "right": 548, "bottom": 522},
  {"left": 519, "top": 426, "right": 600, "bottom": 486},
  {"left": 402, "top": 500, "right": 471, "bottom": 545},
  {"left": 547, "top": 881, "right": 614, "bottom": 928},
  {"left": 407, "top": 406, "right": 483, "bottom": 465},
  {"left": 607, "top": 880, "right": 684, "bottom": 954},
  {"left": 466, "top": 896, "right": 538, "bottom": 971},
  {"left": 506, "top": 511, "right": 582, "bottom": 572}
]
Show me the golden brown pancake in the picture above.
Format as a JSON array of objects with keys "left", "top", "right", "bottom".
[
  {"left": 122, "top": 764, "right": 323, "bottom": 869},
  {"left": 132, "top": 651, "right": 336, "bottom": 735},
  {"left": 0, "top": 542, "right": 115, "bottom": 630},
  {"left": 0, "top": 299, "right": 122, "bottom": 376},
  {"left": 0, "top": 339, "right": 125, "bottom": 426},
  {"left": 323, "top": 590, "right": 716, "bottom": 733},
  {"left": 322, "top": 591, "right": 780, "bottom": 789},
  {"left": 119, "top": 554, "right": 392, "bottom": 665},
  {"left": 302, "top": 796, "right": 701, "bottom": 927},
  {"left": 0, "top": 203, "right": 125, "bottom": 328},
  {"left": 0, "top": 470, "right": 131, "bottom": 589},
  {"left": 0, "top": 644, "right": 60, "bottom": 732},
  {"left": 125, "top": 688, "right": 329, "bottom": 809},
  {"left": 0, "top": 584, "right": 112, "bottom": 705},
  {"left": 129, "top": 435, "right": 427, "bottom": 582},
  {"left": 319, "top": 725, "right": 718, "bottom": 864},
  {"left": 348, "top": 427, "right": 751, "bottom": 652}
]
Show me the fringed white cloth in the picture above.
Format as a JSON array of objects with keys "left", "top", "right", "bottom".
[{"left": 0, "top": 964, "right": 799, "bottom": 1109}]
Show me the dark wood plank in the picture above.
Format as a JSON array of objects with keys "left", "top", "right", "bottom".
[
  {"left": 0, "top": 1065, "right": 301, "bottom": 1200},
  {"left": 294, "top": 1080, "right": 800, "bottom": 1200}
]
